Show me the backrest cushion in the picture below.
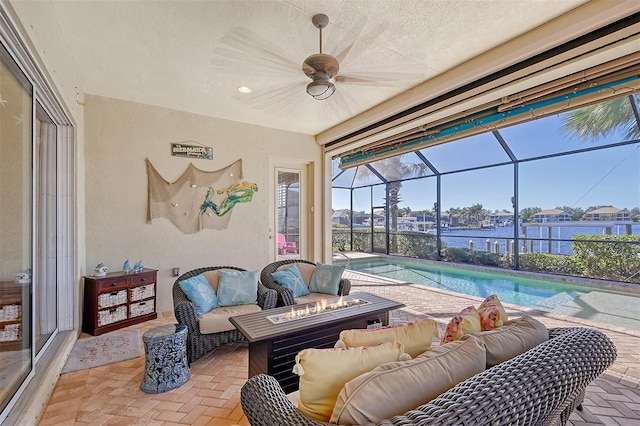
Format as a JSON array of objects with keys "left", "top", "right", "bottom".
[
  {"left": 202, "top": 270, "right": 222, "bottom": 293},
  {"left": 309, "top": 262, "right": 345, "bottom": 295},
  {"left": 335, "top": 319, "right": 440, "bottom": 358},
  {"left": 217, "top": 270, "right": 259, "bottom": 306},
  {"left": 330, "top": 336, "right": 486, "bottom": 425},
  {"left": 276, "top": 262, "right": 315, "bottom": 286},
  {"left": 477, "top": 294, "right": 508, "bottom": 330},
  {"left": 178, "top": 273, "right": 218, "bottom": 316},
  {"left": 441, "top": 305, "right": 481, "bottom": 344},
  {"left": 293, "top": 341, "right": 409, "bottom": 422},
  {"left": 469, "top": 315, "right": 548, "bottom": 367},
  {"left": 271, "top": 265, "right": 311, "bottom": 298}
]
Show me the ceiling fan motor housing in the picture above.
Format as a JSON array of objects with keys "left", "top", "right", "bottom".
[{"left": 302, "top": 53, "right": 339, "bottom": 79}]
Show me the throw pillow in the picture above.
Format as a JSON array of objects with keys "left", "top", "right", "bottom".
[
  {"left": 293, "top": 341, "right": 410, "bottom": 422},
  {"left": 309, "top": 262, "right": 345, "bottom": 295},
  {"left": 477, "top": 294, "right": 508, "bottom": 330},
  {"left": 441, "top": 305, "right": 481, "bottom": 344},
  {"left": 469, "top": 315, "right": 548, "bottom": 367},
  {"left": 178, "top": 273, "right": 218, "bottom": 316},
  {"left": 217, "top": 269, "right": 259, "bottom": 306},
  {"left": 335, "top": 318, "right": 440, "bottom": 358},
  {"left": 271, "top": 265, "right": 311, "bottom": 298},
  {"left": 331, "top": 336, "right": 486, "bottom": 425}
]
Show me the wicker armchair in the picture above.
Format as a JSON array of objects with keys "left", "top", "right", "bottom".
[
  {"left": 260, "top": 259, "right": 351, "bottom": 307},
  {"left": 241, "top": 327, "right": 617, "bottom": 425},
  {"left": 173, "top": 266, "right": 277, "bottom": 363}
]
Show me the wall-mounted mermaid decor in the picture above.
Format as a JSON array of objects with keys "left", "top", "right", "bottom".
[{"left": 146, "top": 158, "right": 257, "bottom": 233}]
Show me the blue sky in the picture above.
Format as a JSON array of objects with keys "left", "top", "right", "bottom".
[{"left": 333, "top": 113, "right": 640, "bottom": 213}]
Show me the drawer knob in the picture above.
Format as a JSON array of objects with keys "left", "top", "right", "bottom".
[
  {"left": 111, "top": 283, "right": 117, "bottom": 286},
  {"left": 141, "top": 278, "right": 145, "bottom": 282}
]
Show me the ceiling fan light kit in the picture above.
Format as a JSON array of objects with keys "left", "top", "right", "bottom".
[{"left": 303, "top": 14, "right": 340, "bottom": 101}]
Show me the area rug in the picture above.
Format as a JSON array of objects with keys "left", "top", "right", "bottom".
[{"left": 61, "top": 330, "right": 142, "bottom": 374}]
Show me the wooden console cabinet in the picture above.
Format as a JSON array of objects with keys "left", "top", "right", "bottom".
[
  {"left": 0, "top": 281, "right": 29, "bottom": 351},
  {"left": 83, "top": 269, "right": 158, "bottom": 336}
]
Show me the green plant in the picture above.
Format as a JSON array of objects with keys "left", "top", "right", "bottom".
[
  {"left": 517, "top": 253, "right": 581, "bottom": 276},
  {"left": 572, "top": 234, "right": 640, "bottom": 282}
]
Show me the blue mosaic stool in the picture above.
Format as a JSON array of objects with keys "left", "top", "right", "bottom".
[{"left": 141, "top": 323, "right": 190, "bottom": 393}]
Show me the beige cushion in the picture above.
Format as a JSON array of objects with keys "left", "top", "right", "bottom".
[
  {"left": 468, "top": 315, "right": 548, "bottom": 367},
  {"left": 330, "top": 336, "right": 486, "bottom": 425},
  {"left": 293, "top": 341, "right": 409, "bottom": 422},
  {"left": 202, "top": 270, "right": 223, "bottom": 293},
  {"left": 286, "top": 390, "right": 300, "bottom": 406},
  {"left": 294, "top": 292, "right": 331, "bottom": 305},
  {"left": 335, "top": 319, "right": 440, "bottom": 358},
  {"left": 277, "top": 262, "right": 316, "bottom": 286},
  {"left": 198, "top": 304, "right": 261, "bottom": 334}
]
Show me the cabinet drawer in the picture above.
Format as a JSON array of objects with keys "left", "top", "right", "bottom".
[
  {"left": 130, "top": 273, "right": 155, "bottom": 286},
  {"left": 130, "top": 284, "right": 155, "bottom": 301},
  {"left": 130, "top": 299, "right": 155, "bottom": 318},
  {"left": 97, "top": 305, "right": 127, "bottom": 326},
  {"left": 0, "top": 323, "right": 21, "bottom": 342},
  {"left": 98, "top": 278, "right": 128, "bottom": 292},
  {"left": 98, "top": 290, "right": 127, "bottom": 309}
]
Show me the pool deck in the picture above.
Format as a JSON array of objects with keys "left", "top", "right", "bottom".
[{"left": 340, "top": 261, "right": 640, "bottom": 425}]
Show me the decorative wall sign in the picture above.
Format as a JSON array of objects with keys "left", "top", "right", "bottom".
[
  {"left": 146, "top": 158, "right": 258, "bottom": 234},
  {"left": 171, "top": 142, "right": 214, "bottom": 160}
]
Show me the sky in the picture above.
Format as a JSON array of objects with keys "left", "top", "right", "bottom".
[{"left": 333, "top": 113, "right": 640, "bottom": 213}]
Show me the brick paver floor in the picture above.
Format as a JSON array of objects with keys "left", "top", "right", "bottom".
[{"left": 39, "top": 269, "right": 640, "bottom": 425}]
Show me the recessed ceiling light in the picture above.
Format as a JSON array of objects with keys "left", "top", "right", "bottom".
[{"left": 237, "top": 86, "right": 252, "bottom": 94}]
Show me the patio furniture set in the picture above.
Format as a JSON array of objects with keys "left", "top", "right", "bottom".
[{"left": 168, "top": 260, "right": 617, "bottom": 426}]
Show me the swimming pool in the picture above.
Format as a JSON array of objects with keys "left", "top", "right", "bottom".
[{"left": 337, "top": 257, "right": 640, "bottom": 331}]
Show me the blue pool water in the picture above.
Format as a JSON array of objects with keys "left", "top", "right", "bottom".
[{"left": 337, "top": 257, "right": 640, "bottom": 330}]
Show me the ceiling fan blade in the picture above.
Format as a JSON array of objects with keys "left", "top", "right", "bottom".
[
  {"left": 213, "top": 27, "right": 301, "bottom": 76},
  {"left": 331, "top": 20, "right": 389, "bottom": 68},
  {"left": 336, "top": 71, "right": 425, "bottom": 86}
]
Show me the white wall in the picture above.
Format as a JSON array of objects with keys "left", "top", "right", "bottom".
[{"left": 84, "top": 95, "right": 319, "bottom": 312}]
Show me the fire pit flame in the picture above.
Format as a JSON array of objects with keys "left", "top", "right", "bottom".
[{"left": 267, "top": 297, "right": 369, "bottom": 324}]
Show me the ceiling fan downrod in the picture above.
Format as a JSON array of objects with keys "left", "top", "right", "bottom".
[{"left": 303, "top": 14, "right": 339, "bottom": 100}]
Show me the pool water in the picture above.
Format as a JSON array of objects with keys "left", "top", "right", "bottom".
[{"left": 338, "top": 257, "right": 640, "bottom": 331}]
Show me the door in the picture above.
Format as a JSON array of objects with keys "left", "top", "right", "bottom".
[{"left": 270, "top": 163, "right": 308, "bottom": 261}]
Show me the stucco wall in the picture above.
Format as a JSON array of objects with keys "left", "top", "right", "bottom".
[{"left": 84, "top": 95, "right": 319, "bottom": 312}]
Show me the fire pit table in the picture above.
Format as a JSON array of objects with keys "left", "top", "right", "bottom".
[{"left": 229, "top": 292, "right": 404, "bottom": 393}]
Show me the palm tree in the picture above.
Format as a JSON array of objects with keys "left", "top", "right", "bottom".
[
  {"left": 352, "top": 156, "right": 428, "bottom": 251},
  {"left": 561, "top": 94, "right": 640, "bottom": 141}
]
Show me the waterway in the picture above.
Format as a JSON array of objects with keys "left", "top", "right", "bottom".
[{"left": 440, "top": 223, "right": 640, "bottom": 255}]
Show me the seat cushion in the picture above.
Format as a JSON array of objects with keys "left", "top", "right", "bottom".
[
  {"left": 469, "top": 315, "right": 548, "bottom": 367},
  {"left": 335, "top": 318, "right": 440, "bottom": 358},
  {"left": 198, "top": 304, "right": 262, "bottom": 334},
  {"left": 330, "top": 336, "right": 486, "bottom": 425},
  {"left": 293, "top": 341, "right": 409, "bottom": 422}
]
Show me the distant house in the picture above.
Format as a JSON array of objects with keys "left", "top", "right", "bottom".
[
  {"left": 533, "top": 209, "right": 571, "bottom": 222},
  {"left": 332, "top": 209, "right": 351, "bottom": 226},
  {"left": 584, "top": 206, "right": 630, "bottom": 221},
  {"left": 489, "top": 210, "right": 514, "bottom": 225}
]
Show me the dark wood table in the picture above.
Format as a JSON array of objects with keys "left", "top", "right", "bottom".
[{"left": 229, "top": 292, "right": 405, "bottom": 393}]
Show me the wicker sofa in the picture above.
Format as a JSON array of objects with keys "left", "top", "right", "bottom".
[
  {"left": 172, "top": 266, "right": 278, "bottom": 363},
  {"left": 241, "top": 327, "right": 616, "bottom": 425},
  {"left": 260, "top": 259, "right": 352, "bottom": 307}
]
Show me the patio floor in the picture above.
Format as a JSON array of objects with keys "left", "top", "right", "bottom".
[{"left": 38, "top": 269, "right": 640, "bottom": 425}]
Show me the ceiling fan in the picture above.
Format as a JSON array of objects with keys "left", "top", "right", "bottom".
[
  {"left": 212, "top": 13, "right": 426, "bottom": 115},
  {"left": 303, "top": 14, "right": 339, "bottom": 100}
]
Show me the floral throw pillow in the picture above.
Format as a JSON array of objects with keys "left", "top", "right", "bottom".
[
  {"left": 441, "top": 306, "right": 481, "bottom": 344},
  {"left": 477, "top": 294, "right": 508, "bottom": 330}
]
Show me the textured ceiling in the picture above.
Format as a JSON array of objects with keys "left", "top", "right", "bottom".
[{"left": 8, "top": 0, "right": 588, "bottom": 135}]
